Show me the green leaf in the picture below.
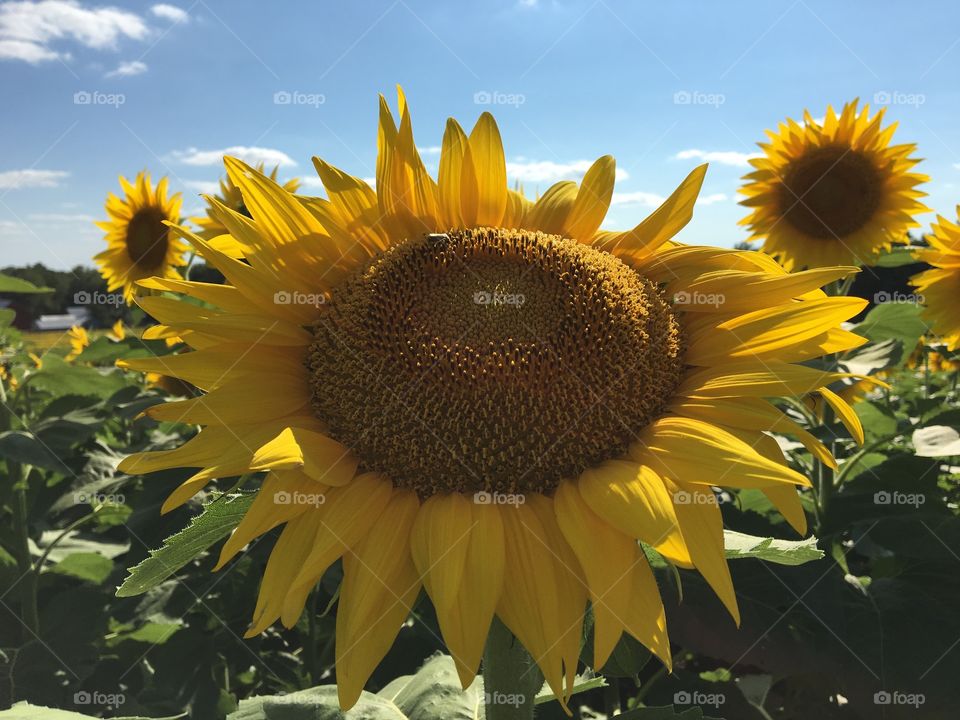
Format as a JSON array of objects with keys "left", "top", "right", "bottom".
[
  {"left": 0, "top": 307, "right": 15, "bottom": 327},
  {"left": 533, "top": 673, "right": 606, "bottom": 705},
  {"left": 28, "top": 355, "right": 128, "bottom": 399},
  {"left": 49, "top": 552, "right": 113, "bottom": 584},
  {"left": 840, "top": 337, "right": 903, "bottom": 375},
  {"left": 0, "top": 272, "right": 53, "bottom": 293},
  {"left": 875, "top": 246, "right": 922, "bottom": 267},
  {"left": 855, "top": 401, "right": 898, "bottom": 441},
  {"left": 0, "top": 702, "right": 175, "bottom": 719},
  {"left": 116, "top": 493, "right": 255, "bottom": 597},
  {"left": 0, "top": 430, "right": 70, "bottom": 472},
  {"left": 614, "top": 705, "right": 720, "bottom": 719},
  {"left": 913, "top": 425, "right": 960, "bottom": 457},
  {"left": 857, "top": 302, "right": 926, "bottom": 357},
  {"left": 379, "top": 654, "right": 481, "bottom": 719},
  {"left": 230, "top": 687, "right": 405, "bottom": 720},
  {"left": 722, "top": 531, "right": 823, "bottom": 565}
]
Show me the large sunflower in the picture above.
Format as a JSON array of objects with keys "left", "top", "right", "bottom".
[
  {"left": 95, "top": 172, "right": 186, "bottom": 303},
  {"left": 740, "top": 100, "right": 928, "bottom": 271},
  {"left": 191, "top": 163, "right": 300, "bottom": 243},
  {"left": 119, "top": 90, "right": 868, "bottom": 710},
  {"left": 911, "top": 209, "right": 960, "bottom": 350}
]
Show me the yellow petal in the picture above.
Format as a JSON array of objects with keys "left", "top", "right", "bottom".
[
  {"left": 563, "top": 156, "right": 615, "bottom": 242},
  {"left": 461, "top": 112, "right": 507, "bottom": 227}
]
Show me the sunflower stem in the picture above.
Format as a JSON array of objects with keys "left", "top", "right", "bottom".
[{"left": 482, "top": 617, "right": 542, "bottom": 720}]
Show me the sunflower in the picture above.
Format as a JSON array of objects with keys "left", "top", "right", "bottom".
[
  {"left": 191, "top": 163, "right": 300, "bottom": 245},
  {"left": 118, "top": 90, "right": 868, "bottom": 711},
  {"left": 740, "top": 100, "right": 928, "bottom": 271},
  {"left": 911, "top": 209, "right": 960, "bottom": 350},
  {"left": 95, "top": 172, "right": 187, "bottom": 303},
  {"left": 65, "top": 325, "right": 89, "bottom": 361},
  {"left": 108, "top": 319, "right": 126, "bottom": 342}
]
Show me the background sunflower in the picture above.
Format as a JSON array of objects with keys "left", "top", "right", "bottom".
[
  {"left": 740, "top": 100, "right": 928, "bottom": 271},
  {"left": 94, "top": 172, "right": 187, "bottom": 303},
  {"left": 912, "top": 208, "right": 960, "bottom": 350}
]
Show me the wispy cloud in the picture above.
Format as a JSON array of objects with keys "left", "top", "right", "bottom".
[
  {"left": 169, "top": 146, "right": 297, "bottom": 167},
  {"left": 106, "top": 59, "right": 146, "bottom": 77},
  {"left": 0, "top": 169, "right": 69, "bottom": 189},
  {"left": 611, "top": 191, "right": 665, "bottom": 208},
  {"left": 696, "top": 192, "right": 728, "bottom": 205},
  {"left": 0, "top": 0, "right": 148, "bottom": 64},
  {"left": 151, "top": 3, "right": 188, "bottom": 23},
  {"left": 673, "top": 149, "right": 760, "bottom": 168},
  {"left": 417, "top": 145, "right": 441, "bottom": 155},
  {"left": 182, "top": 180, "right": 221, "bottom": 194},
  {"left": 507, "top": 158, "right": 629, "bottom": 184},
  {"left": 28, "top": 212, "right": 93, "bottom": 221}
]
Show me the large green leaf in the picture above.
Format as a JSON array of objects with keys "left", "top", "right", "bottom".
[
  {"left": 28, "top": 355, "right": 128, "bottom": 399},
  {"left": 116, "top": 493, "right": 255, "bottom": 597},
  {"left": 722, "top": 531, "right": 823, "bottom": 565},
  {"left": 230, "top": 688, "right": 404, "bottom": 720},
  {"left": 379, "top": 654, "right": 481, "bottom": 720},
  {"left": 0, "top": 272, "right": 52, "bottom": 293},
  {"left": 0, "top": 702, "right": 173, "bottom": 719},
  {"left": 857, "top": 302, "right": 926, "bottom": 356},
  {"left": 0, "top": 430, "right": 70, "bottom": 472},
  {"left": 615, "top": 705, "right": 722, "bottom": 719}
]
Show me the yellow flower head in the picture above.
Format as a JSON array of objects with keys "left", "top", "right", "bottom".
[
  {"left": 911, "top": 209, "right": 960, "bottom": 350},
  {"left": 95, "top": 171, "right": 186, "bottom": 303},
  {"left": 740, "top": 100, "right": 928, "bottom": 271},
  {"left": 108, "top": 319, "right": 126, "bottom": 342},
  {"left": 65, "top": 325, "right": 90, "bottom": 361},
  {"left": 118, "top": 89, "right": 869, "bottom": 711}
]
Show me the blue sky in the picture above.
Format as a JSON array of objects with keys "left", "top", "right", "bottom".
[{"left": 2, "top": 0, "right": 959, "bottom": 269}]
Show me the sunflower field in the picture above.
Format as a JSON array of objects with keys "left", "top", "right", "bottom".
[{"left": 2, "top": 81, "right": 960, "bottom": 720}]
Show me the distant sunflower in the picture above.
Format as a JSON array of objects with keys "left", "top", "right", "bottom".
[
  {"left": 191, "top": 163, "right": 300, "bottom": 245},
  {"left": 119, "top": 90, "right": 868, "bottom": 711},
  {"left": 65, "top": 325, "right": 89, "bottom": 361},
  {"left": 912, "top": 210, "right": 960, "bottom": 350},
  {"left": 108, "top": 319, "right": 125, "bottom": 341},
  {"left": 95, "top": 172, "right": 186, "bottom": 303},
  {"left": 740, "top": 101, "right": 928, "bottom": 271}
]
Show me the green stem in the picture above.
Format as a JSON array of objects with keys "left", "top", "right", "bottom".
[
  {"left": 306, "top": 589, "right": 320, "bottom": 686},
  {"left": 11, "top": 463, "right": 39, "bottom": 639},
  {"left": 482, "top": 617, "right": 542, "bottom": 720}
]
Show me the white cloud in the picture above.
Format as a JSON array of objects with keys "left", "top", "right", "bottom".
[
  {"left": 150, "top": 3, "right": 188, "bottom": 23},
  {"left": 169, "top": 146, "right": 297, "bottom": 168},
  {"left": 28, "top": 212, "right": 94, "bottom": 221},
  {"left": 673, "top": 149, "right": 760, "bottom": 168},
  {"left": 696, "top": 192, "right": 728, "bottom": 206},
  {"left": 0, "top": 169, "right": 69, "bottom": 189},
  {"left": 0, "top": 0, "right": 148, "bottom": 64},
  {"left": 506, "top": 159, "right": 629, "bottom": 184},
  {"left": 417, "top": 146, "right": 441, "bottom": 155},
  {"left": 610, "top": 191, "right": 666, "bottom": 208},
  {"left": 105, "top": 58, "right": 146, "bottom": 77}
]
